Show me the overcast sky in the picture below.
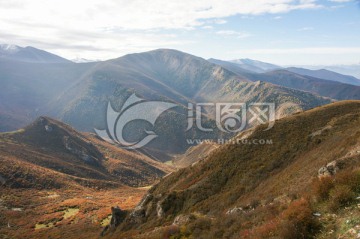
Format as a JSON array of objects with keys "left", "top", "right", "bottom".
[{"left": 0, "top": 0, "right": 359, "bottom": 65}]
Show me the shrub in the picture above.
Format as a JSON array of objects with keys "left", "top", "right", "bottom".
[
  {"left": 312, "top": 176, "right": 334, "bottom": 202},
  {"left": 185, "top": 217, "right": 212, "bottom": 238},
  {"left": 162, "top": 225, "right": 180, "bottom": 239},
  {"left": 279, "top": 198, "right": 318, "bottom": 239},
  {"left": 328, "top": 185, "right": 355, "bottom": 212},
  {"left": 335, "top": 170, "right": 360, "bottom": 193}
]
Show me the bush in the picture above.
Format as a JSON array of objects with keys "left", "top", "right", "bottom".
[
  {"left": 162, "top": 225, "right": 180, "bottom": 239},
  {"left": 185, "top": 217, "right": 212, "bottom": 238},
  {"left": 335, "top": 170, "right": 360, "bottom": 193},
  {"left": 279, "top": 198, "right": 318, "bottom": 239},
  {"left": 328, "top": 185, "right": 355, "bottom": 212},
  {"left": 312, "top": 176, "right": 334, "bottom": 202}
]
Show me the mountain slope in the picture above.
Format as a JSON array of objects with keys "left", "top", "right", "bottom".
[
  {"left": 0, "top": 58, "right": 94, "bottom": 131},
  {"left": 230, "top": 58, "right": 282, "bottom": 73},
  {"left": 49, "top": 49, "right": 330, "bottom": 154},
  {"left": 261, "top": 70, "right": 360, "bottom": 100},
  {"left": 0, "top": 44, "right": 71, "bottom": 63},
  {"left": 210, "top": 59, "right": 360, "bottom": 101},
  {"left": 0, "top": 116, "right": 172, "bottom": 189},
  {"left": 0, "top": 48, "right": 332, "bottom": 156},
  {"left": 286, "top": 67, "right": 360, "bottom": 86},
  {"left": 0, "top": 117, "right": 172, "bottom": 239},
  {"left": 111, "top": 100, "right": 360, "bottom": 238}
]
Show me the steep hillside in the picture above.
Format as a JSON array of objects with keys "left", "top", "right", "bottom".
[
  {"left": 170, "top": 142, "right": 219, "bottom": 168},
  {"left": 261, "top": 70, "right": 360, "bottom": 100},
  {"left": 0, "top": 117, "right": 174, "bottom": 239},
  {"left": 230, "top": 58, "right": 281, "bottom": 73},
  {"left": 210, "top": 59, "right": 360, "bottom": 101},
  {"left": 0, "top": 116, "right": 172, "bottom": 189},
  {"left": 110, "top": 101, "right": 360, "bottom": 239},
  {"left": 286, "top": 67, "right": 360, "bottom": 86},
  {"left": 0, "top": 58, "right": 94, "bottom": 131}
]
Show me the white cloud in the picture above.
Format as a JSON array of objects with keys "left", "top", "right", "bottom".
[
  {"left": 202, "top": 25, "right": 214, "bottom": 29},
  {"left": 216, "top": 30, "right": 252, "bottom": 38},
  {"left": 233, "top": 47, "right": 360, "bottom": 54},
  {"left": 329, "top": 0, "right": 352, "bottom": 2},
  {"left": 297, "top": 27, "right": 314, "bottom": 31},
  {"left": 0, "top": 0, "right": 323, "bottom": 59}
]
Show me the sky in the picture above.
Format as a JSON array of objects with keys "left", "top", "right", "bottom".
[{"left": 0, "top": 0, "right": 359, "bottom": 65}]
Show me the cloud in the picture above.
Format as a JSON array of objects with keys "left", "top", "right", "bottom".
[
  {"left": 216, "top": 30, "right": 252, "bottom": 38},
  {"left": 233, "top": 47, "right": 360, "bottom": 54},
  {"left": 297, "top": 27, "right": 314, "bottom": 31},
  {"left": 0, "top": 0, "right": 323, "bottom": 59},
  {"left": 328, "top": 0, "right": 352, "bottom": 2}
]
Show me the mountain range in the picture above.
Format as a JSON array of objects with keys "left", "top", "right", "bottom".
[
  {"left": 1, "top": 45, "right": 360, "bottom": 239},
  {"left": 3, "top": 46, "right": 353, "bottom": 156}
]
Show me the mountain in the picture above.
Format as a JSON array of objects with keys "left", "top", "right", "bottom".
[
  {"left": 71, "top": 57, "right": 100, "bottom": 63},
  {"left": 170, "top": 142, "right": 219, "bottom": 168},
  {"left": 286, "top": 67, "right": 360, "bottom": 86},
  {"left": 0, "top": 58, "right": 94, "bottom": 131},
  {"left": 258, "top": 70, "right": 360, "bottom": 100},
  {"left": 210, "top": 58, "right": 360, "bottom": 101},
  {"left": 0, "top": 48, "right": 332, "bottom": 156},
  {"left": 0, "top": 44, "right": 71, "bottom": 63},
  {"left": 46, "top": 49, "right": 331, "bottom": 154},
  {"left": 208, "top": 58, "right": 254, "bottom": 75},
  {"left": 110, "top": 100, "right": 360, "bottom": 239},
  {"left": 230, "top": 58, "right": 282, "bottom": 73},
  {"left": 0, "top": 116, "right": 173, "bottom": 238},
  {"left": 294, "top": 64, "right": 360, "bottom": 79},
  {"left": 0, "top": 116, "right": 172, "bottom": 188}
]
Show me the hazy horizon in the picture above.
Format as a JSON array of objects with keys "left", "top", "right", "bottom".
[{"left": 1, "top": 0, "right": 360, "bottom": 65}]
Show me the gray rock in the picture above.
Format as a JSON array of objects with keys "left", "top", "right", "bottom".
[
  {"left": 226, "top": 207, "right": 244, "bottom": 215},
  {"left": 318, "top": 160, "right": 339, "bottom": 177},
  {"left": 156, "top": 201, "right": 164, "bottom": 218},
  {"left": 100, "top": 206, "right": 127, "bottom": 236},
  {"left": 173, "top": 214, "right": 195, "bottom": 226}
]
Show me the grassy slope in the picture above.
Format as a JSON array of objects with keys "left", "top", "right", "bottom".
[
  {"left": 112, "top": 100, "right": 360, "bottom": 238},
  {"left": 0, "top": 117, "right": 174, "bottom": 239},
  {"left": 0, "top": 116, "right": 173, "bottom": 189}
]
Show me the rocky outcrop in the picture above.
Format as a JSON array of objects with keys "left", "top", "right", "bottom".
[
  {"left": 101, "top": 206, "right": 127, "bottom": 236},
  {"left": 126, "top": 193, "right": 154, "bottom": 224},
  {"left": 173, "top": 214, "right": 195, "bottom": 226},
  {"left": 318, "top": 160, "right": 339, "bottom": 177},
  {"left": 63, "top": 136, "right": 98, "bottom": 164},
  {"left": 156, "top": 201, "right": 164, "bottom": 218},
  {"left": 226, "top": 207, "right": 244, "bottom": 215}
]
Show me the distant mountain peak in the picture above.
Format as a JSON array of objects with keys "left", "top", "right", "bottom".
[
  {"left": 71, "top": 57, "right": 99, "bottom": 63},
  {"left": 0, "top": 44, "right": 21, "bottom": 53},
  {"left": 0, "top": 44, "right": 71, "bottom": 63},
  {"left": 230, "top": 58, "right": 281, "bottom": 72}
]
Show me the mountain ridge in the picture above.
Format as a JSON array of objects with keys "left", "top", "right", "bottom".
[{"left": 0, "top": 44, "right": 71, "bottom": 63}]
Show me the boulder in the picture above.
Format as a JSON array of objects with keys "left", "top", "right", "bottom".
[
  {"left": 318, "top": 160, "right": 339, "bottom": 177},
  {"left": 101, "top": 206, "right": 127, "bottom": 236}
]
